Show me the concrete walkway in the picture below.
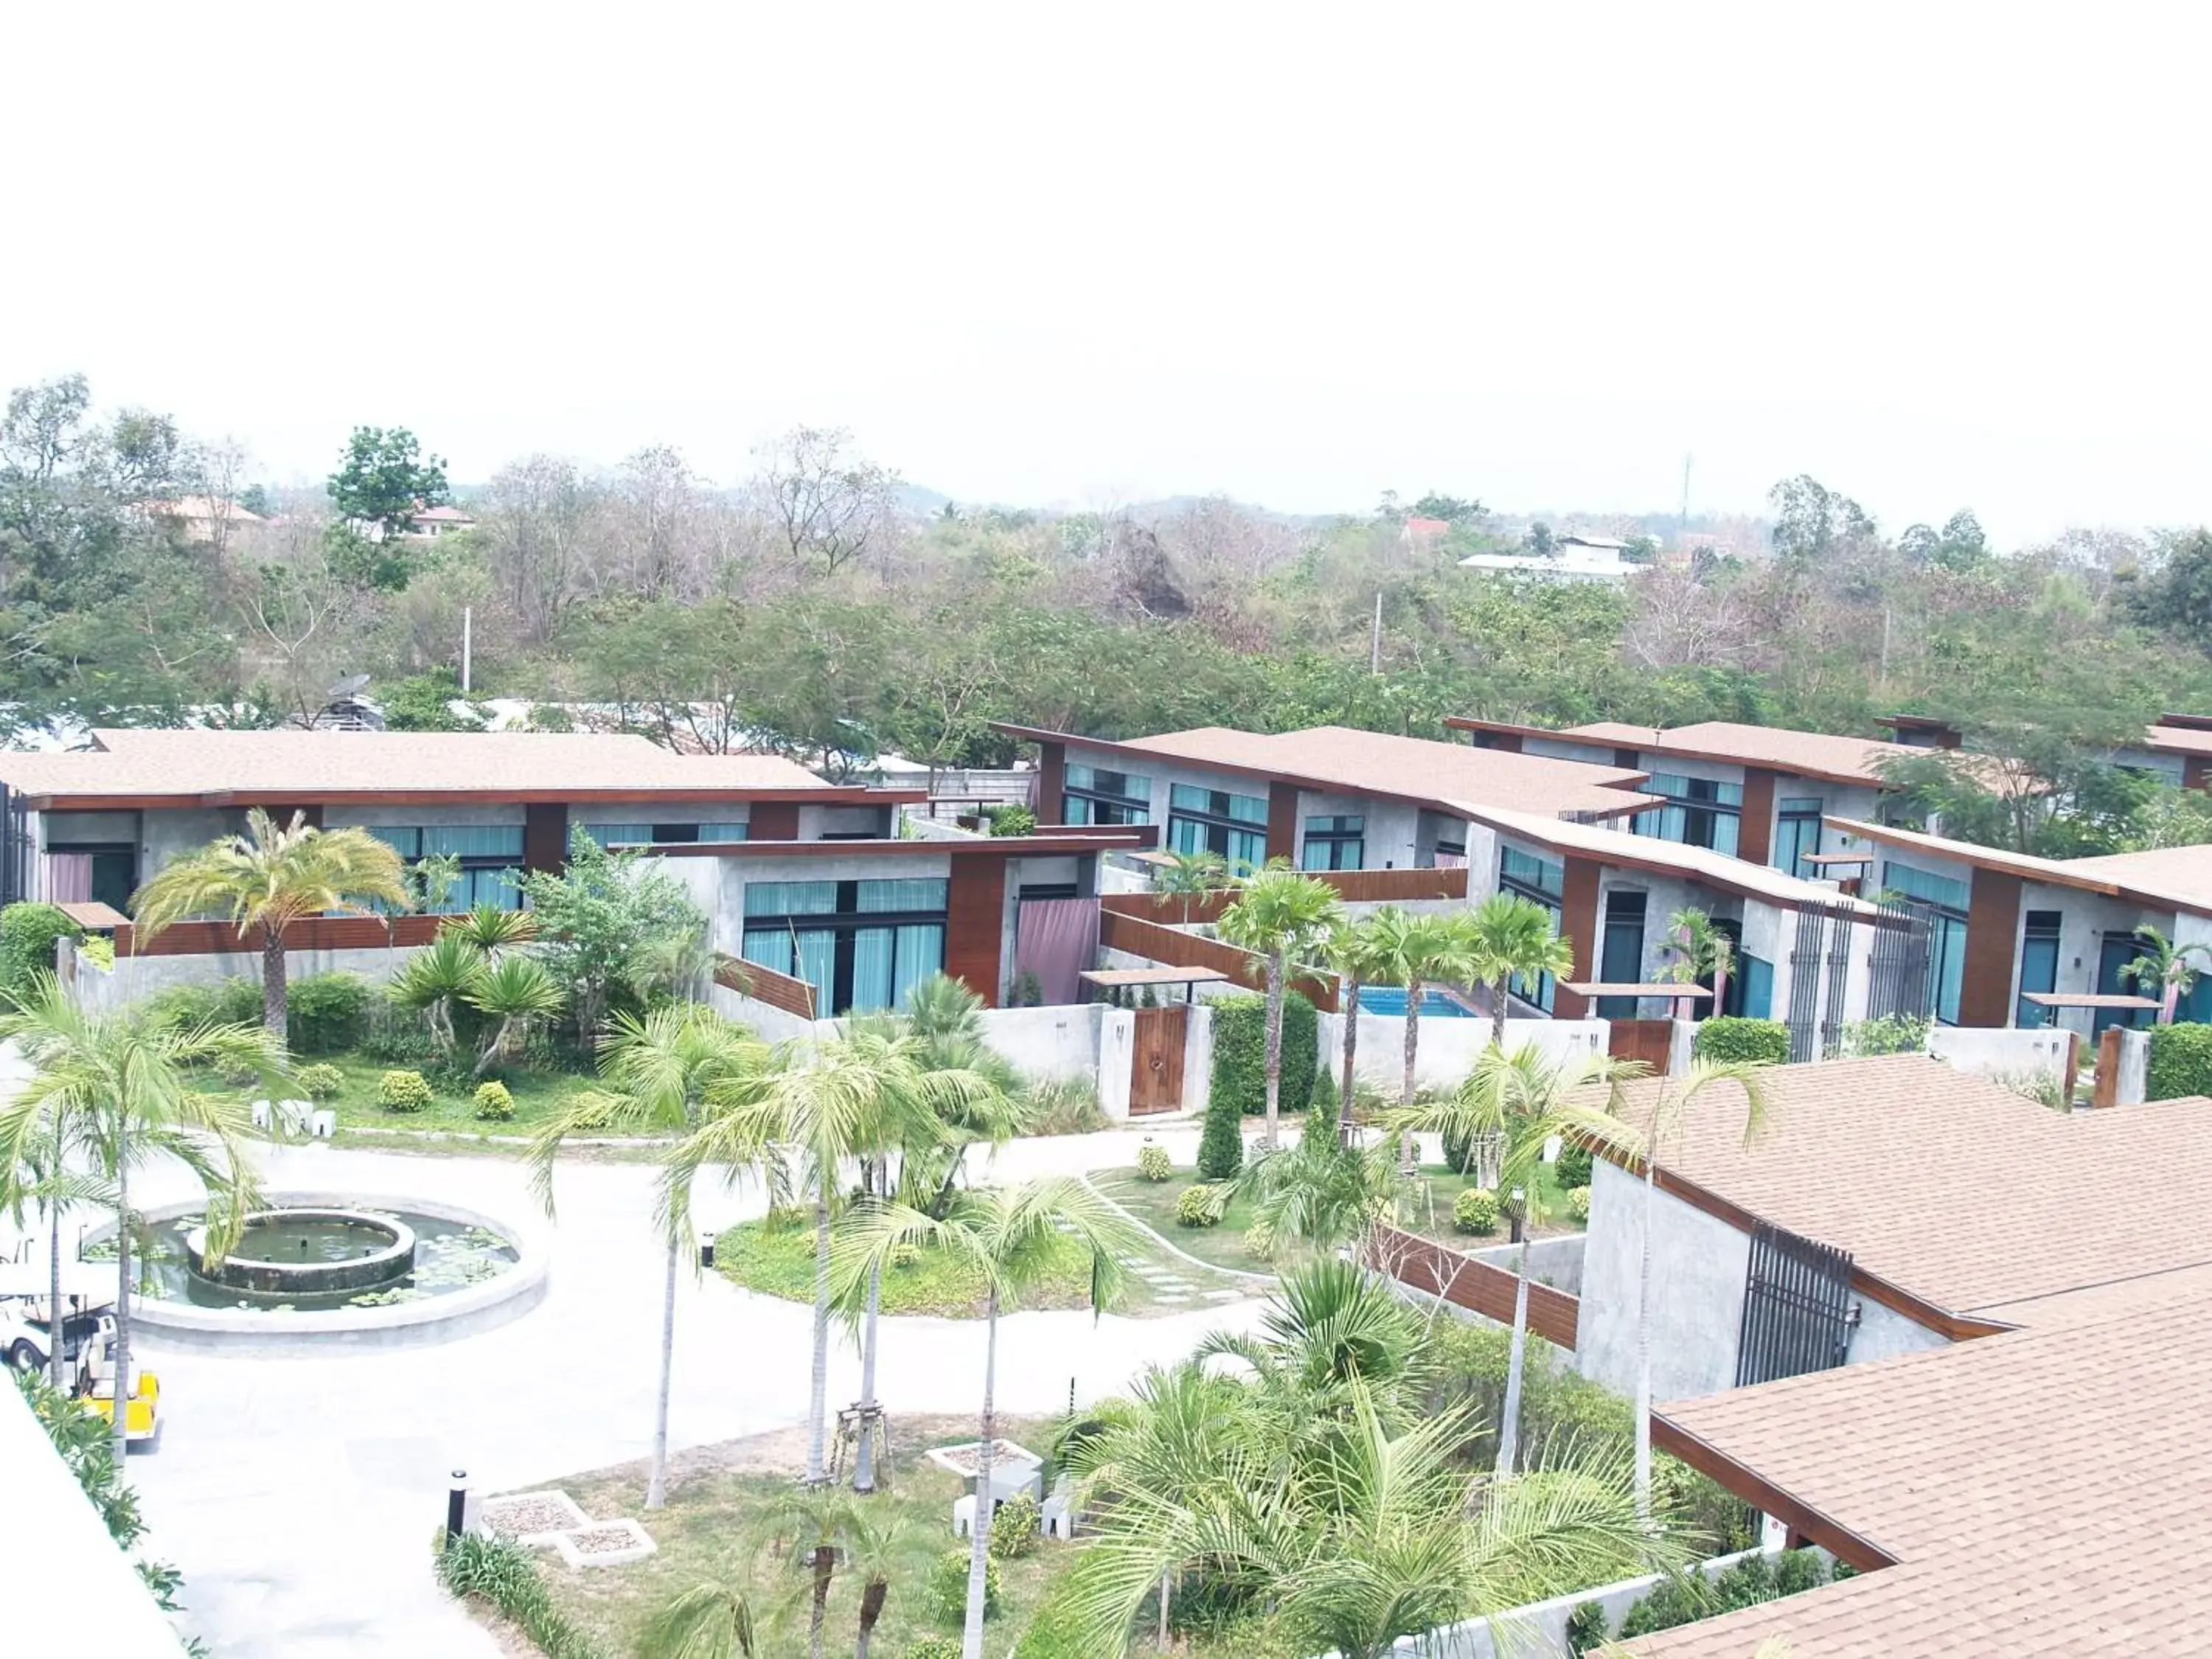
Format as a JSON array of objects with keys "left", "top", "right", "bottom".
[{"left": 99, "top": 1125, "right": 1259, "bottom": 1658}]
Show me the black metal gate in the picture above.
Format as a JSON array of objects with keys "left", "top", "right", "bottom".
[
  {"left": 0, "top": 785, "right": 29, "bottom": 907},
  {"left": 1784, "top": 902, "right": 1860, "bottom": 1062},
  {"left": 1735, "top": 1220, "right": 1858, "bottom": 1388},
  {"left": 1865, "top": 897, "right": 1936, "bottom": 1024}
]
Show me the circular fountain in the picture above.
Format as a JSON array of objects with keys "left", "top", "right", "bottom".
[{"left": 184, "top": 1208, "right": 419, "bottom": 1303}]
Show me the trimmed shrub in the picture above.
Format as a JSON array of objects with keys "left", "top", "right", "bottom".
[
  {"left": 295, "top": 1063, "right": 344, "bottom": 1102},
  {"left": 1453, "top": 1187, "right": 1500, "bottom": 1236},
  {"left": 987, "top": 1490, "right": 1039, "bottom": 1559},
  {"left": 0, "top": 902, "right": 79, "bottom": 997},
  {"left": 1841, "top": 1012, "right": 1931, "bottom": 1057},
  {"left": 1208, "top": 992, "right": 1319, "bottom": 1119},
  {"left": 378, "top": 1070, "right": 433, "bottom": 1113},
  {"left": 981, "top": 803, "right": 1036, "bottom": 837},
  {"left": 1135, "top": 1143, "right": 1173, "bottom": 1182},
  {"left": 904, "top": 1640, "right": 963, "bottom": 1659},
  {"left": 1197, "top": 1066, "right": 1245, "bottom": 1183},
  {"left": 1692, "top": 1016, "right": 1790, "bottom": 1066},
  {"left": 286, "top": 971, "right": 372, "bottom": 1054},
  {"left": 1568, "top": 1185, "right": 1592, "bottom": 1222},
  {"left": 926, "top": 1547, "right": 1001, "bottom": 1625},
  {"left": 1176, "top": 1183, "right": 1225, "bottom": 1228},
  {"left": 2148, "top": 1022, "right": 2212, "bottom": 1102},
  {"left": 473, "top": 1080, "right": 516, "bottom": 1121},
  {"left": 1553, "top": 1138, "right": 1595, "bottom": 1189},
  {"left": 144, "top": 976, "right": 263, "bottom": 1034}
]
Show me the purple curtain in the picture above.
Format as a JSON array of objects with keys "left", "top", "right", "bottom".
[
  {"left": 44, "top": 854, "right": 92, "bottom": 903},
  {"left": 1015, "top": 898, "right": 1100, "bottom": 1006}
]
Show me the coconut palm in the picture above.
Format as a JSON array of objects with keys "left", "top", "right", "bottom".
[
  {"left": 667, "top": 1029, "right": 1008, "bottom": 1489},
  {"left": 1317, "top": 915, "right": 1397, "bottom": 1146},
  {"left": 1218, "top": 863, "right": 1343, "bottom": 1151},
  {"left": 465, "top": 954, "right": 568, "bottom": 1078},
  {"left": 0, "top": 978, "right": 271, "bottom": 1462},
  {"left": 388, "top": 931, "right": 487, "bottom": 1055},
  {"left": 2121, "top": 925, "right": 2212, "bottom": 1024},
  {"left": 528, "top": 1006, "right": 771, "bottom": 1509},
  {"left": 1666, "top": 908, "right": 1733, "bottom": 1018},
  {"left": 1463, "top": 891, "right": 1579, "bottom": 1054},
  {"left": 1150, "top": 848, "right": 1229, "bottom": 928},
  {"left": 637, "top": 1580, "right": 761, "bottom": 1659},
  {"left": 834, "top": 1178, "right": 1144, "bottom": 1659},
  {"left": 129, "top": 807, "right": 411, "bottom": 1040},
  {"left": 1365, "top": 907, "right": 1478, "bottom": 1108},
  {"left": 1625, "top": 1060, "right": 1770, "bottom": 1517},
  {"left": 1401, "top": 1046, "right": 1639, "bottom": 1475}
]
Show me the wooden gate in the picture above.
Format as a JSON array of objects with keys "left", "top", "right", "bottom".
[
  {"left": 1608, "top": 1018, "right": 1674, "bottom": 1072},
  {"left": 1129, "top": 1005, "right": 1188, "bottom": 1114}
]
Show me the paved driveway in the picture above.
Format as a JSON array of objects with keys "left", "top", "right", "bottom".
[{"left": 105, "top": 1127, "right": 1257, "bottom": 1657}]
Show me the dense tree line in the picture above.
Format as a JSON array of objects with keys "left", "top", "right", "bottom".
[{"left": 6, "top": 375, "right": 2212, "bottom": 850}]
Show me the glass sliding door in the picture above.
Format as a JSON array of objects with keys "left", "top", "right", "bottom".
[
  {"left": 2016, "top": 911, "right": 2061, "bottom": 1027},
  {"left": 742, "top": 877, "right": 949, "bottom": 1017}
]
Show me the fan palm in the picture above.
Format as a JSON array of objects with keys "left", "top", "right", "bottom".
[
  {"left": 0, "top": 978, "right": 272, "bottom": 1462},
  {"left": 2121, "top": 924, "right": 2212, "bottom": 1023},
  {"left": 1218, "top": 863, "right": 1343, "bottom": 1150},
  {"left": 388, "top": 931, "right": 487, "bottom": 1054},
  {"left": 130, "top": 807, "right": 411, "bottom": 1040},
  {"left": 465, "top": 954, "right": 567, "bottom": 1078},
  {"left": 1399, "top": 1046, "right": 1639, "bottom": 1475},
  {"left": 528, "top": 1006, "right": 771, "bottom": 1508},
  {"left": 1627, "top": 1060, "right": 1769, "bottom": 1516},
  {"left": 1317, "top": 916, "right": 1397, "bottom": 1145},
  {"left": 834, "top": 1178, "right": 1143, "bottom": 1659}
]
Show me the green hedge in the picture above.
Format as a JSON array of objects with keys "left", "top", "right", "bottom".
[
  {"left": 286, "top": 972, "right": 372, "bottom": 1052},
  {"left": 1692, "top": 1016, "right": 1790, "bottom": 1066},
  {"left": 0, "top": 902, "right": 79, "bottom": 999},
  {"left": 2147, "top": 1022, "right": 2212, "bottom": 1101},
  {"left": 1208, "top": 992, "right": 1318, "bottom": 1119}
]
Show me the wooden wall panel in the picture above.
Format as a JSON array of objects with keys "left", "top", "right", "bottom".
[
  {"left": 945, "top": 852, "right": 1010, "bottom": 1006},
  {"left": 1552, "top": 855, "right": 1604, "bottom": 1019},
  {"left": 1097, "top": 866, "right": 1465, "bottom": 925},
  {"left": 2187, "top": 755, "right": 2211, "bottom": 792},
  {"left": 714, "top": 952, "right": 815, "bottom": 1019},
  {"left": 524, "top": 801, "right": 568, "bottom": 872},
  {"left": 1958, "top": 866, "right": 2024, "bottom": 1028},
  {"left": 1372, "top": 1225, "right": 1579, "bottom": 1347},
  {"left": 1098, "top": 908, "right": 1339, "bottom": 1010},
  {"left": 1266, "top": 782, "right": 1298, "bottom": 866},
  {"left": 116, "top": 914, "right": 453, "bottom": 957},
  {"left": 1035, "top": 742, "right": 1065, "bottom": 824},
  {"left": 748, "top": 801, "right": 800, "bottom": 841},
  {"left": 1739, "top": 768, "right": 1777, "bottom": 866}
]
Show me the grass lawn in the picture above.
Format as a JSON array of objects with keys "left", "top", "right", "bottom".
[
  {"left": 306, "top": 1051, "right": 610, "bottom": 1135},
  {"left": 1398, "top": 1157, "right": 1585, "bottom": 1248}
]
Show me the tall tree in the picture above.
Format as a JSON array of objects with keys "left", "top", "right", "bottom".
[
  {"left": 1317, "top": 916, "right": 1397, "bottom": 1145},
  {"left": 131, "top": 808, "right": 411, "bottom": 1040},
  {"left": 1218, "top": 865, "right": 1343, "bottom": 1150},
  {"left": 751, "top": 425, "right": 901, "bottom": 577},
  {"left": 516, "top": 827, "right": 707, "bottom": 1040},
  {"left": 327, "top": 425, "right": 451, "bottom": 546}
]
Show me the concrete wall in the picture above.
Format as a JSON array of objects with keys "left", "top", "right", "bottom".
[
  {"left": 1846, "top": 1293, "right": 1952, "bottom": 1366},
  {"left": 1387, "top": 1545, "right": 1783, "bottom": 1659},
  {"left": 1316, "top": 1011, "right": 1609, "bottom": 1093},
  {"left": 1577, "top": 1156, "right": 1753, "bottom": 1402},
  {"left": 69, "top": 942, "right": 415, "bottom": 1015},
  {"left": 1467, "top": 1231, "right": 1587, "bottom": 1296},
  {"left": 1927, "top": 1025, "right": 2074, "bottom": 1082},
  {"left": 975, "top": 1002, "right": 1102, "bottom": 1082}
]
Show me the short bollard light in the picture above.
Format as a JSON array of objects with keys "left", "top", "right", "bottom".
[
  {"left": 446, "top": 1469, "right": 469, "bottom": 1543},
  {"left": 699, "top": 1234, "right": 717, "bottom": 1270}
]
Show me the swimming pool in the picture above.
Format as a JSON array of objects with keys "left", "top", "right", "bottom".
[{"left": 1355, "top": 987, "right": 1477, "bottom": 1018}]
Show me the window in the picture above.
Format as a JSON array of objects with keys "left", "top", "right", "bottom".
[
  {"left": 2017, "top": 910, "right": 2062, "bottom": 1027},
  {"left": 47, "top": 841, "right": 136, "bottom": 913},
  {"left": 1167, "top": 784, "right": 1268, "bottom": 874},
  {"left": 1498, "top": 847, "right": 1565, "bottom": 1013},
  {"left": 1633, "top": 773, "right": 1742, "bottom": 858},
  {"left": 580, "top": 821, "right": 749, "bottom": 849},
  {"left": 1301, "top": 814, "right": 1365, "bottom": 872},
  {"left": 1773, "top": 798, "right": 1823, "bottom": 879},
  {"left": 740, "top": 877, "right": 948, "bottom": 1016},
  {"left": 370, "top": 824, "right": 526, "bottom": 910},
  {"left": 1884, "top": 860, "right": 1969, "bottom": 1024},
  {"left": 1737, "top": 954, "right": 1775, "bottom": 1019},
  {"left": 1063, "top": 763, "right": 1151, "bottom": 827},
  {"left": 1596, "top": 890, "right": 1647, "bottom": 1019}
]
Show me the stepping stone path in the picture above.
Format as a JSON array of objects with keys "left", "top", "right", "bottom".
[{"left": 481, "top": 1487, "right": 657, "bottom": 1570}]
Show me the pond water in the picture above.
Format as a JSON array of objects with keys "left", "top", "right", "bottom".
[{"left": 92, "top": 1208, "right": 521, "bottom": 1312}]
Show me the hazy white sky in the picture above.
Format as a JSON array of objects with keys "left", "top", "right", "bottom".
[{"left": 9, "top": 4, "right": 2209, "bottom": 543}]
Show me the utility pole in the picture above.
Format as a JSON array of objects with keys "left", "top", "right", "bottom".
[
  {"left": 461, "top": 606, "right": 473, "bottom": 693},
  {"left": 1370, "top": 591, "right": 1383, "bottom": 674},
  {"left": 1679, "top": 453, "right": 1692, "bottom": 542}
]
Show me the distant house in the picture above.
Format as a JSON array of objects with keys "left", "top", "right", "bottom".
[
  {"left": 406, "top": 504, "right": 476, "bottom": 539},
  {"left": 1456, "top": 538, "right": 1644, "bottom": 585},
  {"left": 145, "top": 495, "right": 263, "bottom": 545}
]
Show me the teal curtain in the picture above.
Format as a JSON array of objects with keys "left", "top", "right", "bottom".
[
  {"left": 745, "top": 880, "right": 839, "bottom": 918},
  {"left": 893, "top": 924, "right": 944, "bottom": 1007},
  {"left": 849, "top": 928, "right": 897, "bottom": 1012},
  {"left": 580, "top": 823, "right": 653, "bottom": 848},
  {"left": 422, "top": 825, "right": 526, "bottom": 859},
  {"left": 856, "top": 878, "right": 949, "bottom": 913}
]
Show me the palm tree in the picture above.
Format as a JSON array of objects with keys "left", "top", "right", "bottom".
[
  {"left": 1231, "top": 1130, "right": 1408, "bottom": 1265},
  {"left": 465, "top": 953, "right": 568, "bottom": 1077},
  {"left": 444, "top": 900, "right": 538, "bottom": 956},
  {"left": 1666, "top": 908, "right": 1733, "bottom": 1018},
  {"left": 1150, "top": 848, "right": 1229, "bottom": 928},
  {"left": 0, "top": 1124, "right": 114, "bottom": 1388},
  {"left": 1366, "top": 907, "right": 1478, "bottom": 1109},
  {"left": 1217, "top": 863, "right": 1343, "bottom": 1150},
  {"left": 2122, "top": 925, "right": 2212, "bottom": 1024},
  {"left": 840, "top": 1500, "right": 932, "bottom": 1659},
  {"left": 1402, "top": 1046, "right": 1638, "bottom": 1475},
  {"left": 1317, "top": 916, "right": 1397, "bottom": 1146},
  {"left": 770, "top": 1485, "right": 860, "bottom": 1659},
  {"left": 388, "top": 931, "right": 487, "bottom": 1055},
  {"left": 130, "top": 807, "right": 411, "bottom": 1040},
  {"left": 834, "top": 1178, "right": 1144, "bottom": 1659},
  {"left": 0, "top": 978, "right": 271, "bottom": 1463},
  {"left": 1625, "top": 1060, "right": 1770, "bottom": 1516},
  {"left": 638, "top": 1581, "right": 760, "bottom": 1659},
  {"left": 529, "top": 1006, "right": 771, "bottom": 1509},
  {"left": 1462, "top": 891, "right": 1578, "bottom": 1053},
  {"left": 666, "top": 1029, "right": 1006, "bottom": 1489}
]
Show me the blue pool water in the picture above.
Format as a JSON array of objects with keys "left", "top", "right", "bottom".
[{"left": 1357, "top": 987, "right": 1476, "bottom": 1018}]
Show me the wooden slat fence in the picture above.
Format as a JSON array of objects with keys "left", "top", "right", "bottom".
[
  {"left": 114, "top": 914, "right": 455, "bottom": 957},
  {"left": 1102, "top": 866, "right": 1467, "bottom": 927},
  {"left": 1096, "top": 908, "right": 1339, "bottom": 1012},
  {"left": 1370, "top": 1224, "right": 1579, "bottom": 1349},
  {"left": 714, "top": 951, "right": 817, "bottom": 1020}
]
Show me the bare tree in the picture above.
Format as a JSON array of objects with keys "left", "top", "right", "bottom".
[
  {"left": 240, "top": 518, "right": 375, "bottom": 723},
  {"left": 751, "top": 425, "right": 901, "bottom": 577},
  {"left": 483, "top": 454, "right": 597, "bottom": 644}
]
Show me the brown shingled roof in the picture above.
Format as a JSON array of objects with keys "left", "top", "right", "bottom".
[
  {"left": 1452, "top": 715, "right": 1914, "bottom": 788},
  {"left": 1608, "top": 1054, "right": 2212, "bottom": 1318},
  {"left": 1003, "top": 723, "right": 1658, "bottom": 821},
  {"left": 0, "top": 729, "right": 889, "bottom": 804},
  {"left": 1635, "top": 1269, "right": 2212, "bottom": 1655}
]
